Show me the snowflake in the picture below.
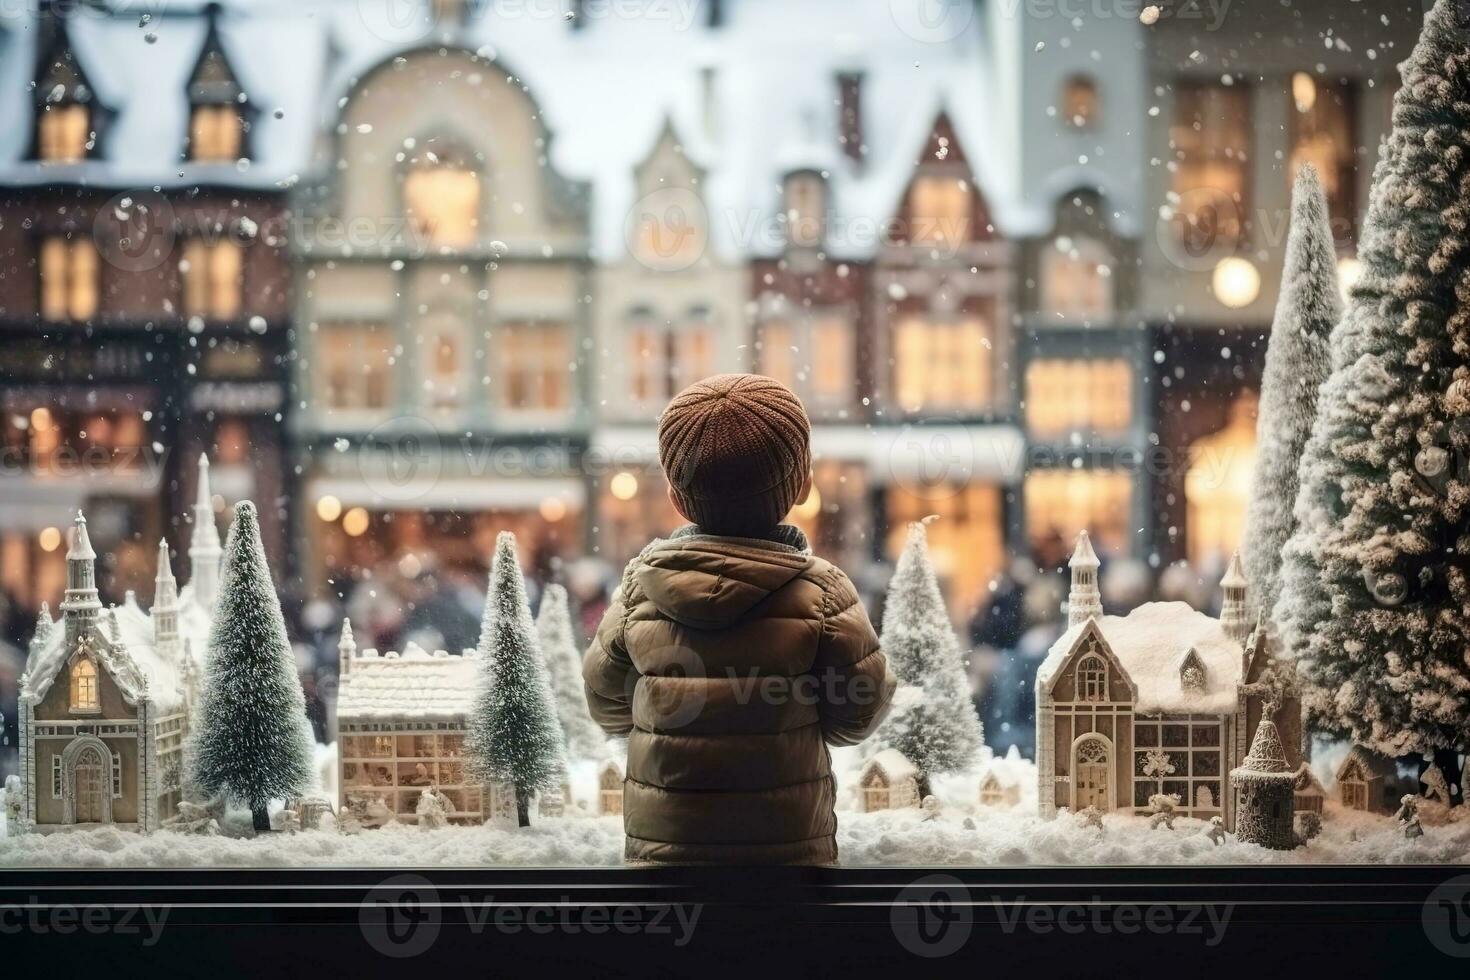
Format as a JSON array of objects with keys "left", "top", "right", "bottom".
[{"left": 1140, "top": 749, "right": 1176, "bottom": 780}]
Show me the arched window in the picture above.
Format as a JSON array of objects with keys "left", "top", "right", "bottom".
[
  {"left": 1062, "top": 75, "right": 1099, "bottom": 129},
  {"left": 404, "top": 149, "right": 481, "bottom": 249},
  {"left": 1077, "top": 653, "right": 1106, "bottom": 702},
  {"left": 71, "top": 658, "right": 99, "bottom": 712}
]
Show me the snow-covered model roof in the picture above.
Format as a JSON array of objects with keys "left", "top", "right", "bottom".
[
  {"left": 1038, "top": 602, "right": 1244, "bottom": 716},
  {"left": 1334, "top": 745, "right": 1397, "bottom": 783},
  {"left": 0, "top": 0, "right": 1108, "bottom": 256},
  {"left": 864, "top": 748, "right": 918, "bottom": 783},
  {"left": 337, "top": 642, "right": 479, "bottom": 724}
]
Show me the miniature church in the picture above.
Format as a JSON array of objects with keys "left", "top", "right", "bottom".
[
  {"left": 14, "top": 456, "right": 223, "bottom": 833},
  {"left": 1035, "top": 532, "right": 1305, "bottom": 831}
]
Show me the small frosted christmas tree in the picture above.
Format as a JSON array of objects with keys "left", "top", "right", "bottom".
[
  {"left": 190, "top": 501, "right": 313, "bottom": 832},
  {"left": 873, "top": 520, "right": 983, "bottom": 795},
  {"left": 536, "top": 583, "right": 605, "bottom": 762},
  {"left": 1278, "top": 0, "right": 1470, "bottom": 797},
  {"left": 466, "top": 532, "right": 568, "bottom": 827},
  {"left": 1243, "top": 164, "right": 1340, "bottom": 616}
]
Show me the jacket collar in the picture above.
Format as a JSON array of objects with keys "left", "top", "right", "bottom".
[{"left": 668, "top": 523, "right": 812, "bottom": 555}]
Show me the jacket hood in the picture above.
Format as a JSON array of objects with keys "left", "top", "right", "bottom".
[{"left": 635, "top": 534, "right": 813, "bottom": 630}]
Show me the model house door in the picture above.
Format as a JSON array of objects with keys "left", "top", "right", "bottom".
[
  {"left": 1074, "top": 737, "right": 1111, "bottom": 810},
  {"left": 74, "top": 747, "right": 104, "bottom": 823},
  {"left": 1342, "top": 781, "right": 1366, "bottom": 810}
]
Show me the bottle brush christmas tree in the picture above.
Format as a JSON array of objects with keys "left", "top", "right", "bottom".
[
  {"left": 189, "top": 501, "right": 313, "bottom": 832},
  {"left": 536, "top": 583, "right": 606, "bottom": 762},
  {"left": 1278, "top": 0, "right": 1470, "bottom": 803},
  {"left": 873, "top": 519, "right": 983, "bottom": 795},
  {"left": 466, "top": 531, "right": 568, "bottom": 827}
]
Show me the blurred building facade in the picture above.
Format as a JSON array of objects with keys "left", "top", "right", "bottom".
[{"left": 0, "top": 0, "right": 1424, "bottom": 622}]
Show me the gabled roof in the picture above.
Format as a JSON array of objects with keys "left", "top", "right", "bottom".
[
  {"left": 1293, "top": 763, "right": 1325, "bottom": 796},
  {"left": 1039, "top": 602, "right": 1243, "bottom": 715},
  {"left": 337, "top": 643, "right": 479, "bottom": 723},
  {"left": 863, "top": 748, "right": 917, "bottom": 783},
  {"left": 1334, "top": 745, "right": 1397, "bottom": 783}
]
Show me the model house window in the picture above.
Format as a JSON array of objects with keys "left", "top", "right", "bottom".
[
  {"left": 39, "top": 236, "right": 99, "bottom": 322},
  {"left": 498, "top": 322, "right": 572, "bottom": 413},
  {"left": 182, "top": 239, "right": 243, "bottom": 321},
  {"left": 420, "top": 317, "right": 467, "bottom": 416},
  {"left": 38, "top": 103, "right": 90, "bottom": 162},
  {"left": 404, "top": 162, "right": 481, "bottom": 248},
  {"left": 1171, "top": 82, "right": 1251, "bottom": 250},
  {"left": 1024, "top": 468, "right": 1132, "bottom": 558},
  {"left": 71, "top": 658, "right": 100, "bottom": 711},
  {"left": 783, "top": 170, "right": 826, "bottom": 248},
  {"left": 1077, "top": 655, "right": 1107, "bottom": 702},
  {"left": 52, "top": 756, "right": 62, "bottom": 798},
  {"left": 893, "top": 315, "right": 991, "bottom": 413},
  {"left": 1025, "top": 359, "right": 1131, "bottom": 437},
  {"left": 1289, "top": 73, "right": 1357, "bottom": 243},
  {"left": 1062, "top": 75, "right": 1099, "bottom": 128},
  {"left": 190, "top": 104, "right": 244, "bottom": 162},
  {"left": 1040, "top": 235, "right": 1114, "bottom": 319},
  {"left": 908, "top": 175, "right": 973, "bottom": 245},
  {"left": 317, "top": 323, "right": 396, "bottom": 412},
  {"left": 111, "top": 754, "right": 122, "bottom": 798}
]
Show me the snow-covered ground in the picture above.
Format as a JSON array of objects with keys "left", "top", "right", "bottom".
[{"left": 1, "top": 802, "right": 1467, "bottom": 868}]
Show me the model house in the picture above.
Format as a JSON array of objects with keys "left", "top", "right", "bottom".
[
  {"left": 1334, "top": 747, "right": 1398, "bottom": 815},
  {"left": 15, "top": 457, "right": 222, "bottom": 832},
  {"left": 859, "top": 750, "right": 921, "bottom": 813},
  {"left": 1035, "top": 532, "right": 1302, "bottom": 830}
]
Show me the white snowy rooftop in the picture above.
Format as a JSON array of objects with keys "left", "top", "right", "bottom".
[
  {"left": 0, "top": 0, "right": 1120, "bottom": 258},
  {"left": 337, "top": 643, "right": 479, "bottom": 723},
  {"left": 1038, "top": 601, "right": 1244, "bottom": 716}
]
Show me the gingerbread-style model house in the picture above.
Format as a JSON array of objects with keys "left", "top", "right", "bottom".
[
  {"left": 16, "top": 457, "right": 222, "bottom": 833},
  {"left": 1036, "top": 533, "right": 1302, "bottom": 831}
]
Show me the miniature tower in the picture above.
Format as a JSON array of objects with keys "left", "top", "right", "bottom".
[
  {"left": 189, "top": 453, "right": 223, "bottom": 611},
  {"left": 1229, "top": 717, "right": 1296, "bottom": 850},
  {"left": 1219, "top": 551, "right": 1250, "bottom": 645},
  {"left": 153, "top": 539, "right": 181, "bottom": 663},
  {"left": 60, "top": 512, "right": 101, "bottom": 645},
  {"left": 338, "top": 618, "right": 357, "bottom": 679},
  {"left": 1066, "top": 531, "right": 1103, "bottom": 628}
]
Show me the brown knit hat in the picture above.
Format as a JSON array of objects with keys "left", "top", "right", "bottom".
[{"left": 657, "top": 373, "right": 812, "bottom": 536}]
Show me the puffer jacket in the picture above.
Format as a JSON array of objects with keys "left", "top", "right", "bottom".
[{"left": 582, "top": 526, "right": 896, "bottom": 865}]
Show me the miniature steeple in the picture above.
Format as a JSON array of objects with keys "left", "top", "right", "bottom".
[
  {"left": 1067, "top": 531, "right": 1103, "bottom": 628},
  {"left": 1220, "top": 550, "right": 1250, "bottom": 645},
  {"left": 1229, "top": 717, "right": 1296, "bottom": 850},
  {"left": 338, "top": 618, "right": 357, "bottom": 679},
  {"left": 189, "top": 453, "right": 223, "bottom": 611},
  {"left": 60, "top": 512, "right": 101, "bottom": 643},
  {"left": 154, "top": 539, "right": 181, "bottom": 662}
]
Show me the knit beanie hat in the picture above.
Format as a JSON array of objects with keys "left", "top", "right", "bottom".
[{"left": 657, "top": 373, "right": 812, "bottom": 537}]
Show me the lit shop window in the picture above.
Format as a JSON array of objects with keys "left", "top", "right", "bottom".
[
  {"left": 893, "top": 316, "right": 991, "bottom": 414},
  {"left": 1289, "top": 72, "right": 1357, "bottom": 243},
  {"left": 38, "top": 102, "right": 90, "bottom": 162},
  {"left": 404, "top": 161, "right": 481, "bottom": 249},
  {"left": 39, "top": 236, "right": 99, "bottom": 322},
  {"left": 1025, "top": 359, "right": 1131, "bottom": 438},
  {"left": 1061, "top": 75, "right": 1099, "bottom": 129},
  {"left": 783, "top": 170, "right": 826, "bottom": 248},
  {"left": 886, "top": 483, "right": 1003, "bottom": 616},
  {"left": 1040, "top": 235, "right": 1114, "bottom": 319},
  {"left": 1171, "top": 83, "right": 1251, "bottom": 251},
  {"left": 1024, "top": 468, "right": 1133, "bottom": 557},
  {"left": 318, "top": 323, "right": 396, "bottom": 412},
  {"left": 908, "top": 175, "right": 973, "bottom": 245},
  {"left": 1185, "top": 394, "right": 1257, "bottom": 566},
  {"left": 628, "top": 311, "right": 716, "bottom": 410},
  {"left": 182, "top": 239, "right": 243, "bottom": 321},
  {"left": 420, "top": 316, "right": 468, "bottom": 416},
  {"left": 757, "top": 314, "right": 853, "bottom": 412},
  {"left": 498, "top": 322, "right": 573, "bottom": 413}
]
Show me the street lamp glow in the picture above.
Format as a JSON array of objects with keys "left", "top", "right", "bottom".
[
  {"left": 1212, "top": 257, "right": 1260, "bottom": 309},
  {"left": 539, "top": 496, "right": 568, "bottom": 522},
  {"left": 342, "top": 507, "right": 370, "bottom": 537},
  {"left": 38, "top": 526, "right": 62, "bottom": 552},
  {"left": 1337, "top": 256, "right": 1362, "bottom": 303},
  {"left": 316, "top": 495, "right": 343, "bottom": 522},
  {"left": 609, "top": 471, "right": 639, "bottom": 501}
]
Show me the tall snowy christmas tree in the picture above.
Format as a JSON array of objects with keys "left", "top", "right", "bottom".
[
  {"left": 873, "top": 520, "right": 982, "bottom": 795},
  {"left": 466, "top": 532, "right": 568, "bottom": 826},
  {"left": 190, "top": 501, "right": 313, "bottom": 832},
  {"left": 536, "top": 583, "right": 606, "bottom": 762},
  {"left": 1279, "top": 0, "right": 1470, "bottom": 801},
  {"left": 1243, "top": 164, "right": 1340, "bottom": 616}
]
